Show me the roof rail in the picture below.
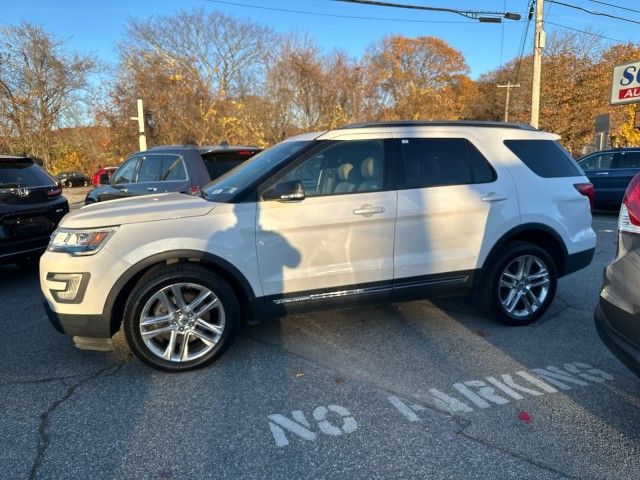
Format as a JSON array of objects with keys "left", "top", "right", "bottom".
[{"left": 339, "top": 120, "right": 537, "bottom": 131}]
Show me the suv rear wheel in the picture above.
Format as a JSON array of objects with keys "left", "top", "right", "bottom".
[
  {"left": 479, "top": 241, "right": 557, "bottom": 326},
  {"left": 123, "top": 263, "right": 240, "bottom": 371}
]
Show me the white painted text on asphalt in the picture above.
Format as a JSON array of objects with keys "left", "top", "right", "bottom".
[{"left": 266, "top": 361, "right": 613, "bottom": 447}]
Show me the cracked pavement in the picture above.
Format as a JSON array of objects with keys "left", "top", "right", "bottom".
[{"left": 2, "top": 212, "right": 640, "bottom": 479}]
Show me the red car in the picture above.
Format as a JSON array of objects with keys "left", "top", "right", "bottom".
[{"left": 91, "top": 166, "right": 118, "bottom": 187}]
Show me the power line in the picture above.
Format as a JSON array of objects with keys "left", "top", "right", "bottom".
[
  {"left": 547, "top": 0, "right": 640, "bottom": 26},
  {"left": 582, "top": 0, "right": 640, "bottom": 15},
  {"left": 512, "top": 0, "right": 534, "bottom": 84},
  {"left": 202, "top": 0, "right": 477, "bottom": 23},
  {"left": 545, "top": 20, "right": 629, "bottom": 44},
  {"left": 332, "top": 0, "right": 522, "bottom": 21}
]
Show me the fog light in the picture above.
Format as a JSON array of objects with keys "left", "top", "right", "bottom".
[{"left": 47, "top": 273, "right": 90, "bottom": 303}]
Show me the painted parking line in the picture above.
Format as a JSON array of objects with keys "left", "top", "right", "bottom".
[{"left": 266, "top": 361, "right": 613, "bottom": 448}]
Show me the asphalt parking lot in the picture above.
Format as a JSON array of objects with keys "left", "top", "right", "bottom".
[{"left": 2, "top": 211, "right": 639, "bottom": 480}]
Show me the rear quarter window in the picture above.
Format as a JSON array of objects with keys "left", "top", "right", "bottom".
[{"left": 504, "top": 140, "right": 581, "bottom": 178}]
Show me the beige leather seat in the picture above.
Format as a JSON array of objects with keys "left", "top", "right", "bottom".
[
  {"left": 358, "top": 156, "right": 382, "bottom": 192},
  {"left": 333, "top": 163, "right": 355, "bottom": 193}
]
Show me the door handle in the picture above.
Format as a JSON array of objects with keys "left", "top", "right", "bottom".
[
  {"left": 481, "top": 192, "right": 507, "bottom": 203},
  {"left": 147, "top": 187, "right": 158, "bottom": 192},
  {"left": 117, "top": 187, "right": 128, "bottom": 193},
  {"left": 595, "top": 172, "right": 609, "bottom": 175},
  {"left": 353, "top": 205, "right": 385, "bottom": 216}
]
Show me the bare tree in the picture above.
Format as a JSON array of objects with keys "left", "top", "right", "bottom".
[
  {"left": 122, "top": 9, "right": 275, "bottom": 98},
  {"left": 0, "top": 22, "right": 96, "bottom": 168}
]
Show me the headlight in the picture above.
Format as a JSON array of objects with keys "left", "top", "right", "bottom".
[{"left": 48, "top": 227, "right": 117, "bottom": 255}]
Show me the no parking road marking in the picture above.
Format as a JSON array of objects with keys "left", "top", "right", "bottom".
[{"left": 266, "top": 361, "right": 613, "bottom": 447}]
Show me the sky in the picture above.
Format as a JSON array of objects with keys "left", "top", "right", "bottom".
[{"left": 2, "top": 0, "right": 640, "bottom": 79}]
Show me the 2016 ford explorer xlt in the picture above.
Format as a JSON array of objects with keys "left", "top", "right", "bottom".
[{"left": 40, "top": 121, "right": 596, "bottom": 371}]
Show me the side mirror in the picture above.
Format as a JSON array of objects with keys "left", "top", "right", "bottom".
[
  {"left": 274, "top": 180, "right": 305, "bottom": 202},
  {"left": 99, "top": 173, "right": 110, "bottom": 185}
]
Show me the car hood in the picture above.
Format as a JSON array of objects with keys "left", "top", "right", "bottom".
[{"left": 60, "top": 193, "right": 216, "bottom": 229}]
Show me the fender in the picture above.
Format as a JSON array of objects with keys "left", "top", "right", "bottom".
[
  {"left": 103, "top": 249, "right": 265, "bottom": 333},
  {"left": 479, "top": 223, "right": 569, "bottom": 280}
]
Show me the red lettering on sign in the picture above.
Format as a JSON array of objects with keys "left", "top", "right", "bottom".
[{"left": 620, "top": 87, "right": 640, "bottom": 99}]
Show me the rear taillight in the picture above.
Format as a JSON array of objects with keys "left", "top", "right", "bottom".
[
  {"left": 574, "top": 182, "right": 594, "bottom": 208},
  {"left": 189, "top": 185, "right": 201, "bottom": 196},
  {"left": 620, "top": 173, "right": 640, "bottom": 234},
  {"left": 46, "top": 185, "right": 62, "bottom": 198}
]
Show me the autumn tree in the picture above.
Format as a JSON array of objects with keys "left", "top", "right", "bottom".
[
  {"left": 364, "top": 36, "right": 475, "bottom": 120},
  {"left": 468, "top": 32, "right": 640, "bottom": 155},
  {"left": 0, "top": 22, "right": 96, "bottom": 169}
]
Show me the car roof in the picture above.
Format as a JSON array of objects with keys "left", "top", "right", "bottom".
[
  {"left": 0, "top": 155, "right": 31, "bottom": 161},
  {"left": 145, "top": 144, "right": 261, "bottom": 155},
  {"left": 578, "top": 147, "right": 640, "bottom": 159},
  {"left": 339, "top": 120, "right": 537, "bottom": 131}
]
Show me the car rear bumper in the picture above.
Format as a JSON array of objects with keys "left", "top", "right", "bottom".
[
  {"left": 43, "top": 300, "right": 112, "bottom": 338},
  {"left": 564, "top": 247, "right": 595, "bottom": 276}
]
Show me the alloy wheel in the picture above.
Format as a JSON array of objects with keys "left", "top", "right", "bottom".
[
  {"left": 498, "top": 254, "right": 551, "bottom": 318},
  {"left": 139, "top": 282, "right": 225, "bottom": 362}
]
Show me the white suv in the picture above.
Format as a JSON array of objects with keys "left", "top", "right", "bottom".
[{"left": 40, "top": 121, "right": 596, "bottom": 371}]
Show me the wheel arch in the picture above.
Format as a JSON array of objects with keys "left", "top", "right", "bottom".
[
  {"left": 105, "top": 250, "right": 264, "bottom": 335},
  {"left": 478, "top": 223, "right": 569, "bottom": 287}
]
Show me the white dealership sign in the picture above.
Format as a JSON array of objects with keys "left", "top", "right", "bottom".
[{"left": 611, "top": 60, "right": 640, "bottom": 105}]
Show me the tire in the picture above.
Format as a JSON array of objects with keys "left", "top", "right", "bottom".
[
  {"left": 478, "top": 241, "right": 557, "bottom": 326},
  {"left": 123, "top": 263, "right": 240, "bottom": 372}
]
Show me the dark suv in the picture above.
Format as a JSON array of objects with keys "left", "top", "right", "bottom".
[
  {"left": 0, "top": 156, "right": 69, "bottom": 267},
  {"left": 577, "top": 148, "right": 640, "bottom": 208},
  {"left": 85, "top": 145, "right": 261, "bottom": 204}
]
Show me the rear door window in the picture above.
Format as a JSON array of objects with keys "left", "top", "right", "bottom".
[
  {"left": 137, "top": 155, "right": 164, "bottom": 182},
  {"left": 579, "top": 152, "right": 614, "bottom": 172},
  {"left": 613, "top": 151, "right": 640, "bottom": 169},
  {"left": 161, "top": 155, "right": 187, "bottom": 181},
  {"left": 201, "top": 151, "right": 257, "bottom": 180},
  {"left": 398, "top": 138, "right": 496, "bottom": 189},
  {"left": 0, "top": 159, "right": 56, "bottom": 187},
  {"left": 504, "top": 140, "right": 581, "bottom": 178}
]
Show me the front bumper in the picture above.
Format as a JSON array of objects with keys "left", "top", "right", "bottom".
[
  {"left": 595, "top": 301, "right": 640, "bottom": 378},
  {"left": 43, "top": 300, "right": 112, "bottom": 338}
]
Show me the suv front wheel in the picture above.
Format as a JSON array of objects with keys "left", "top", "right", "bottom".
[
  {"left": 479, "top": 241, "right": 557, "bottom": 326},
  {"left": 123, "top": 263, "right": 240, "bottom": 371}
]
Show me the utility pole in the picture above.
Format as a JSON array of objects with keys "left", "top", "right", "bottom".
[
  {"left": 530, "top": 0, "right": 545, "bottom": 128},
  {"left": 130, "top": 98, "right": 147, "bottom": 152},
  {"left": 497, "top": 83, "right": 520, "bottom": 122}
]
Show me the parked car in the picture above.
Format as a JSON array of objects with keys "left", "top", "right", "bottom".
[
  {"left": 595, "top": 172, "right": 640, "bottom": 377},
  {"left": 57, "top": 171, "right": 90, "bottom": 188},
  {"left": 41, "top": 121, "right": 595, "bottom": 371},
  {"left": 577, "top": 148, "right": 640, "bottom": 208},
  {"left": 85, "top": 145, "right": 261, "bottom": 204},
  {"left": 1, "top": 155, "right": 69, "bottom": 267},
  {"left": 91, "top": 166, "right": 117, "bottom": 188}
]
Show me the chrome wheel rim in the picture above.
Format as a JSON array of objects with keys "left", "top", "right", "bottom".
[
  {"left": 139, "top": 282, "right": 225, "bottom": 363},
  {"left": 498, "top": 255, "right": 550, "bottom": 318}
]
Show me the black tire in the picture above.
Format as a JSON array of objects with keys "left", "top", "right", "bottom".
[
  {"left": 478, "top": 241, "right": 557, "bottom": 326},
  {"left": 123, "top": 263, "right": 240, "bottom": 372}
]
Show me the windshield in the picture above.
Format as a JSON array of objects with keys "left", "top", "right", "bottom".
[{"left": 202, "top": 140, "right": 312, "bottom": 202}]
